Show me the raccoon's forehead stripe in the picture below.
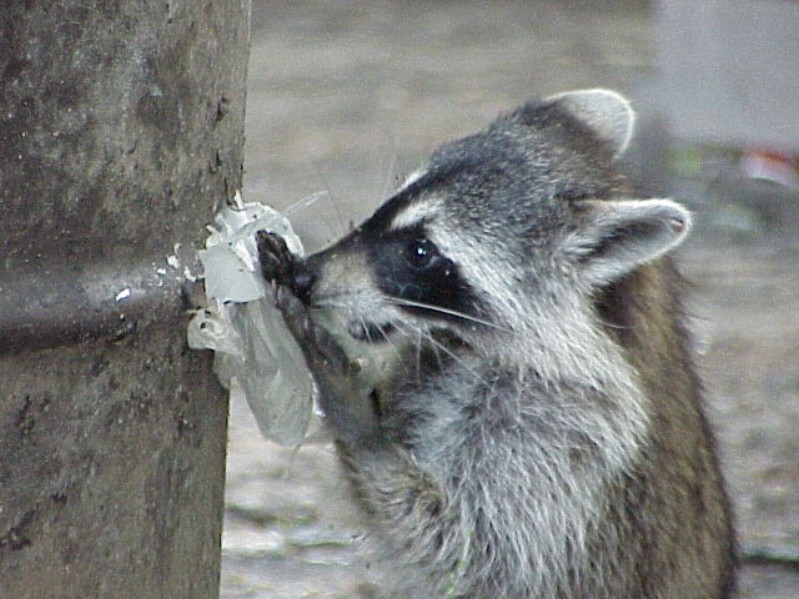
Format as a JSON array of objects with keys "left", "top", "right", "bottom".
[
  {"left": 397, "top": 167, "right": 428, "bottom": 193},
  {"left": 364, "top": 159, "right": 469, "bottom": 233},
  {"left": 388, "top": 197, "right": 444, "bottom": 232}
]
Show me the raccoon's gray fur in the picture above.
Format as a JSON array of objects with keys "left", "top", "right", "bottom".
[{"left": 258, "top": 89, "right": 736, "bottom": 598}]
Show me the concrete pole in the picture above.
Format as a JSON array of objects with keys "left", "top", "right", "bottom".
[{"left": 0, "top": 1, "right": 250, "bottom": 597}]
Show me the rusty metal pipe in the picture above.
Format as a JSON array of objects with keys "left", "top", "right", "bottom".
[{"left": 0, "top": 259, "right": 194, "bottom": 355}]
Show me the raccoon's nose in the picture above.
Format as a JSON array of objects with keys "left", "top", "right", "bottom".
[{"left": 290, "top": 266, "right": 316, "bottom": 304}]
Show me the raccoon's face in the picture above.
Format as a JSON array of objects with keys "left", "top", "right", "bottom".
[
  {"left": 290, "top": 90, "right": 690, "bottom": 356},
  {"left": 294, "top": 180, "right": 493, "bottom": 345}
]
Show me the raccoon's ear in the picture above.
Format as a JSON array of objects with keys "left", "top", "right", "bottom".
[
  {"left": 546, "top": 89, "right": 635, "bottom": 160},
  {"left": 562, "top": 198, "right": 691, "bottom": 285}
]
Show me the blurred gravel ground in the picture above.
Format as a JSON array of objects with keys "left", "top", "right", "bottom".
[{"left": 221, "top": 2, "right": 799, "bottom": 597}]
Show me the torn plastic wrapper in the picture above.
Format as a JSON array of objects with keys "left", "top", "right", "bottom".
[{"left": 187, "top": 192, "right": 324, "bottom": 446}]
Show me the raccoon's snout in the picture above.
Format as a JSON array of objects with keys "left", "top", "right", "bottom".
[{"left": 289, "top": 263, "right": 316, "bottom": 304}]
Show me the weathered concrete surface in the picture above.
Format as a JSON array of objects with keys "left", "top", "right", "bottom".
[
  {"left": 223, "top": 2, "right": 799, "bottom": 597},
  {"left": 0, "top": 1, "right": 250, "bottom": 597}
]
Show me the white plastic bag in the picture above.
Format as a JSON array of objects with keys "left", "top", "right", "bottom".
[{"left": 187, "top": 192, "right": 323, "bottom": 446}]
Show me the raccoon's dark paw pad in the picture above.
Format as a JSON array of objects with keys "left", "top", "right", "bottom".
[{"left": 256, "top": 230, "right": 295, "bottom": 285}]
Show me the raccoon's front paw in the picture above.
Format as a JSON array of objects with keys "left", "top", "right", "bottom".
[
  {"left": 311, "top": 328, "right": 381, "bottom": 446},
  {"left": 256, "top": 229, "right": 297, "bottom": 287},
  {"left": 279, "top": 300, "right": 381, "bottom": 447},
  {"left": 256, "top": 230, "right": 381, "bottom": 446}
]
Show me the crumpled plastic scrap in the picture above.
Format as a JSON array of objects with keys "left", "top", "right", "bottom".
[{"left": 187, "top": 192, "right": 323, "bottom": 446}]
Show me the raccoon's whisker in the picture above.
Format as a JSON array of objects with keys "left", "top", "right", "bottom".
[
  {"left": 283, "top": 190, "right": 329, "bottom": 217},
  {"left": 391, "top": 320, "right": 436, "bottom": 381},
  {"left": 391, "top": 320, "right": 464, "bottom": 379},
  {"left": 592, "top": 315, "right": 630, "bottom": 331},
  {"left": 384, "top": 297, "right": 511, "bottom": 333},
  {"left": 313, "top": 294, "right": 370, "bottom": 312},
  {"left": 413, "top": 330, "right": 425, "bottom": 380},
  {"left": 362, "top": 316, "right": 403, "bottom": 358},
  {"left": 309, "top": 160, "right": 349, "bottom": 237},
  {"left": 376, "top": 126, "right": 400, "bottom": 200},
  {"left": 361, "top": 319, "right": 376, "bottom": 344},
  {"left": 399, "top": 324, "right": 489, "bottom": 388},
  {"left": 412, "top": 325, "right": 429, "bottom": 378},
  {"left": 310, "top": 299, "right": 352, "bottom": 314},
  {"left": 428, "top": 337, "right": 490, "bottom": 388},
  {"left": 393, "top": 319, "right": 429, "bottom": 375},
  {"left": 381, "top": 324, "right": 406, "bottom": 359}
]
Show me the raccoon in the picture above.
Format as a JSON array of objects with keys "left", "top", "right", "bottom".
[{"left": 258, "top": 89, "right": 736, "bottom": 598}]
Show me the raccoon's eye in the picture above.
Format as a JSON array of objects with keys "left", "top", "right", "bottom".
[{"left": 407, "top": 238, "right": 437, "bottom": 268}]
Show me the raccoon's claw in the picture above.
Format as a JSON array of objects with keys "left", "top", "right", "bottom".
[{"left": 256, "top": 230, "right": 296, "bottom": 286}]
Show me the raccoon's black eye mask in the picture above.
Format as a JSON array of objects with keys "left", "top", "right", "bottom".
[
  {"left": 406, "top": 238, "right": 454, "bottom": 277},
  {"left": 367, "top": 229, "right": 485, "bottom": 325}
]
